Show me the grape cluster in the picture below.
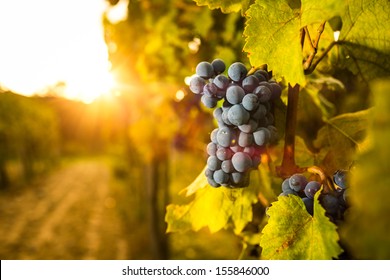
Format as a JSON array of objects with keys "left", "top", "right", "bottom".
[
  {"left": 189, "top": 59, "right": 281, "bottom": 188},
  {"left": 279, "top": 171, "right": 349, "bottom": 221}
]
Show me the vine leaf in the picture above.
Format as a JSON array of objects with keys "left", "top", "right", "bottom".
[
  {"left": 314, "top": 109, "right": 371, "bottom": 172},
  {"left": 260, "top": 191, "right": 343, "bottom": 260},
  {"left": 333, "top": 0, "right": 390, "bottom": 81},
  {"left": 193, "top": 0, "right": 252, "bottom": 14},
  {"left": 243, "top": 0, "right": 346, "bottom": 86},
  {"left": 166, "top": 185, "right": 258, "bottom": 234}
]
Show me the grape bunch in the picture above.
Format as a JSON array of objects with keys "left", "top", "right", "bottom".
[
  {"left": 189, "top": 59, "right": 281, "bottom": 188},
  {"left": 279, "top": 170, "right": 349, "bottom": 222}
]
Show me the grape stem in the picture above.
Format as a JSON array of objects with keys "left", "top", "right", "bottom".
[
  {"left": 303, "top": 22, "right": 326, "bottom": 71},
  {"left": 276, "top": 84, "right": 304, "bottom": 178},
  {"left": 307, "top": 166, "right": 336, "bottom": 193}
]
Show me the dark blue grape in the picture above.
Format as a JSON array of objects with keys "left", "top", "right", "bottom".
[
  {"left": 203, "top": 83, "right": 218, "bottom": 97},
  {"left": 211, "top": 59, "right": 226, "bottom": 75},
  {"left": 304, "top": 181, "right": 321, "bottom": 199},
  {"left": 269, "top": 82, "right": 282, "bottom": 100},
  {"left": 289, "top": 174, "right": 308, "bottom": 192},
  {"left": 206, "top": 142, "right": 217, "bottom": 156},
  {"left": 196, "top": 61, "right": 214, "bottom": 79},
  {"left": 242, "top": 75, "right": 260, "bottom": 93},
  {"left": 216, "top": 147, "right": 233, "bottom": 161},
  {"left": 226, "top": 85, "right": 245, "bottom": 104},
  {"left": 227, "top": 62, "right": 248, "bottom": 82},
  {"left": 242, "top": 93, "right": 259, "bottom": 111},
  {"left": 320, "top": 194, "right": 339, "bottom": 216},
  {"left": 227, "top": 104, "right": 250, "bottom": 126},
  {"left": 216, "top": 126, "right": 234, "bottom": 147},
  {"left": 251, "top": 104, "right": 267, "bottom": 121},
  {"left": 253, "top": 127, "right": 270, "bottom": 146},
  {"left": 238, "top": 131, "right": 254, "bottom": 147},
  {"left": 302, "top": 197, "right": 314, "bottom": 215},
  {"left": 253, "top": 69, "right": 269, "bottom": 81},
  {"left": 333, "top": 169, "right": 348, "bottom": 189},
  {"left": 213, "top": 169, "right": 229, "bottom": 185},
  {"left": 201, "top": 95, "right": 218, "bottom": 108},
  {"left": 210, "top": 128, "right": 218, "bottom": 144},
  {"left": 207, "top": 155, "right": 221, "bottom": 171},
  {"left": 189, "top": 76, "right": 206, "bottom": 94},
  {"left": 254, "top": 85, "right": 272, "bottom": 102},
  {"left": 232, "top": 152, "right": 252, "bottom": 172},
  {"left": 282, "top": 178, "right": 291, "bottom": 192},
  {"left": 213, "top": 74, "right": 230, "bottom": 90}
]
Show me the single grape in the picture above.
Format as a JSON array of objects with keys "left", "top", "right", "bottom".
[
  {"left": 253, "top": 127, "right": 271, "bottom": 146},
  {"left": 289, "top": 174, "right": 308, "bottom": 192},
  {"left": 213, "top": 107, "right": 223, "bottom": 123},
  {"left": 242, "top": 75, "right": 260, "bottom": 93},
  {"left": 203, "top": 83, "right": 218, "bottom": 97},
  {"left": 206, "top": 142, "right": 217, "bottom": 156},
  {"left": 201, "top": 95, "right": 218, "bottom": 108},
  {"left": 207, "top": 155, "right": 221, "bottom": 171},
  {"left": 302, "top": 197, "right": 314, "bottom": 215},
  {"left": 196, "top": 61, "right": 214, "bottom": 79},
  {"left": 211, "top": 59, "right": 226, "bottom": 75},
  {"left": 227, "top": 62, "right": 248, "bottom": 82},
  {"left": 254, "top": 85, "right": 272, "bottom": 102},
  {"left": 227, "top": 104, "right": 250, "bottom": 126},
  {"left": 216, "top": 147, "right": 233, "bottom": 161},
  {"left": 320, "top": 194, "right": 339, "bottom": 216},
  {"left": 333, "top": 169, "right": 348, "bottom": 189},
  {"left": 189, "top": 76, "right": 206, "bottom": 94},
  {"left": 231, "top": 152, "right": 252, "bottom": 172},
  {"left": 281, "top": 178, "right": 291, "bottom": 192},
  {"left": 269, "top": 82, "right": 282, "bottom": 100},
  {"left": 226, "top": 85, "right": 245, "bottom": 104},
  {"left": 253, "top": 69, "right": 269, "bottom": 81},
  {"left": 213, "top": 74, "right": 230, "bottom": 90},
  {"left": 210, "top": 128, "right": 218, "bottom": 144},
  {"left": 304, "top": 181, "right": 321, "bottom": 199},
  {"left": 216, "top": 126, "right": 234, "bottom": 147},
  {"left": 242, "top": 93, "right": 259, "bottom": 111},
  {"left": 213, "top": 169, "right": 230, "bottom": 185}
]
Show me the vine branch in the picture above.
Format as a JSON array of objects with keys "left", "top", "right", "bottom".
[
  {"left": 276, "top": 84, "right": 304, "bottom": 178},
  {"left": 303, "top": 21, "right": 326, "bottom": 71}
]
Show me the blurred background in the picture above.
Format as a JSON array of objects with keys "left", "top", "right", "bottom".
[{"left": 0, "top": 0, "right": 248, "bottom": 259}]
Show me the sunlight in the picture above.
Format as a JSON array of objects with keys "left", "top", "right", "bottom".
[{"left": 0, "top": 0, "right": 116, "bottom": 103}]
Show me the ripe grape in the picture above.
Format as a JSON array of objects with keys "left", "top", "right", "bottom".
[
  {"left": 289, "top": 174, "right": 308, "bottom": 192},
  {"left": 196, "top": 61, "right": 214, "bottom": 78},
  {"left": 228, "top": 62, "right": 248, "bottom": 82}
]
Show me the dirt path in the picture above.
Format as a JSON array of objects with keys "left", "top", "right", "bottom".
[{"left": 0, "top": 159, "right": 130, "bottom": 260}]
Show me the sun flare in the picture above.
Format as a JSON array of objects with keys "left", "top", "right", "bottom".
[{"left": 0, "top": 0, "right": 117, "bottom": 104}]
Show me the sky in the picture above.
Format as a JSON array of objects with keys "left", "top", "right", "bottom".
[{"left": 0, "top": 0, "right": 127, "bottom": 103}]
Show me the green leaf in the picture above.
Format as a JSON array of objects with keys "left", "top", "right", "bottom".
[
  {"left": 340, "top": 79, "right": 390, "bottom": 259},
  {"left": 314, "top": 109, "right": 370, "bottom": 172},
  {"left": 166, "top": 185, "right": 258, "bottom": 234},
  {"left": 193, "top": 0, "right": 252, "bottom": 14},
  {"left": 260, "top": 192, "right": 343, "bottom": 259},
  {"left": 243, "top": 0, "right": 346, "bottom": 86},
  {"left": 333, "top": 0, "right": 390, "bottom": 81}
]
